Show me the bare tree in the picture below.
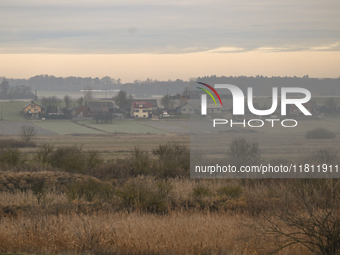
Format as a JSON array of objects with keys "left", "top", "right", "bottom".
[
  {"left": 83, "top": 86, "right": 93, "bottom": 101},
  {"left": 20, "top": 125, "right": 37, "bottom": 146},
  {"left": 252, "top": 179, "right": 340, "bottom": 254},
  {"left": 161, "top": 95, "right": 174, "bottom": 109},
  {"left": 113, "top": 90, "right": 131, "bottom": 110},
  {"left": 77, "top": 96, "right": 84, "bottom": 106},
  {"left": 64, "top": 95, "right": 71, "bottom": 109}
]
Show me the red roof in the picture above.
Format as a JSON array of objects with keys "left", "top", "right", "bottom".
[{"left": 132, "top": 101, "right": 153, "bottom": 108}]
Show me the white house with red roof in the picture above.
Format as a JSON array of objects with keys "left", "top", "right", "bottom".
[{"left": 131, "top": 101, "right": 153, "bottom": 118}]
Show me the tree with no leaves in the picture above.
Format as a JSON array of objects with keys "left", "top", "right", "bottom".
[
  {"left": 20, "top": 125, "right": 37, "bottom": 146},
  {"left": 64, "top": 95, "right": 71, "bottom": 109}
]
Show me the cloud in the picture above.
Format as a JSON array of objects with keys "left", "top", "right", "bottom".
[{"left": 0, "top": 0, "right": 339, "bottom": 53}]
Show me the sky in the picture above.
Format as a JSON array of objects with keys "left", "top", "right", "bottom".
[{"left": 1, "top": 0, "right": 340, "bottom": 82}]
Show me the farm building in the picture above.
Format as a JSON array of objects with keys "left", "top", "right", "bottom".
[
  {"left": 176, "top": 102, "right": 195, "bottom": 114},
  {"left": 74, "top": 106, "right": 91, "bottom": 118},
  {"left": 132, "top": 99, "right": 158, "bottom": 111},
  {"left": 22, "top": 101, "right": 44, "bottom": 119},
  {"left": 207, "top": 103, "right": 222, "bottom": 114},
  {"left": 131, "top": 101, "right": 153, "bottom": 118}
]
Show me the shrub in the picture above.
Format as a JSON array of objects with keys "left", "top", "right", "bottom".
[
  {"left": 36, "top": 144, "right": 103, "bottom": 173},
  {"left": 0, "top": 148, "right": 23, "bottom": 166},
  {"left": 217, "top": 185, "right": 242, "bottom": 199},
  {"left": 152, "top": 142, "right": 190, "bottom": 178},
  {"left": 48, "top": 145, "right": 87, "bottom": 172},
  {"left": 254, "top": 179, "right": 340, "bottom": 254},
  {"left": 310, "top": 148, "right": 338, "bottom": 164},
  {"left": 87, "top": 159, "right": 134, "bottom": 180},
  {"left": 31, "top": 177, "right": 46, "bottom": 204},
  {"left": 35, "top": 143, "right": 54, "bottom": 164},
  {"left": 305, "top": 128, "right": 336, "bottom": 139},
  {"left": 228, "top": 138, "right": 260, "bottom": 163},
  {"left": 193, "top": 186, "right": 212, "bottom": 198},
  {"left": 131, "top": 147, "right": 152, "bottom": 176},
  {"left": 65, "top": 179, "right": 113, "bottom": 202},
  {"left": 86, "top": 150, "right": 103, "bottom": 168},
  {"left": 116, "top": 177, "right": 171, "bottom": 213}
]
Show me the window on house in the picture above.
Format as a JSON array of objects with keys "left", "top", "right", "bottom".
[
  {"left": 31, "top": 105, "right": 36, "bottom": 108},
  {"left": 134, "top": 110, "right": 139, "bottom": 112},
  {"left": 143, "top": 115, "right": 146, "bottom": 117},
  {"left": 143, "top": 110, "right": 148, "bottom": 112},
  {"left": 135, "top": 115, "right": 138, "bottom": 117},
  {"left": 182, "top": 108, "right": 186, "bottom": 111}
]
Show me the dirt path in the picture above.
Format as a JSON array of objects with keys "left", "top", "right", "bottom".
[{"left": 71, "top": 120, "right": 111, "bottom": 134}]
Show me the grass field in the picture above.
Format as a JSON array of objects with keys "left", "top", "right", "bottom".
[
  {"left": 79, "top": 120, "right": 169, "bottom": 134},
  {"left": 33, "top": 121, "right": 105, "bottom": 135},
  {"left": 0, "top": 101, "right": 29, "bottom": 121}
]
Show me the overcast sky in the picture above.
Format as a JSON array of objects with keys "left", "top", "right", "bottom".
[{"left": 1, "top": 0, "right": 340, "bottom": 81}]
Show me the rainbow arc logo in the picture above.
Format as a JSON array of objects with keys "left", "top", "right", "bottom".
[
  {"left": 196, "top": 82, "right": 223, "bottom": 115},
  {"left": 196, "top": 82, "right": 223, "bottom": 106}
]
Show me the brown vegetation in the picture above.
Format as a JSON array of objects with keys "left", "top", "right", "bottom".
[{"left": 0, "top": 139, "right": 339, "bottom": 254}]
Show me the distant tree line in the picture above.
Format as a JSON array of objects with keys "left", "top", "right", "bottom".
[
  {"left": 2, "top": 75, "right": 340, "bottom": 96},
  {"left": 0, "top": 80, "right": 34, "bottom": 99}
]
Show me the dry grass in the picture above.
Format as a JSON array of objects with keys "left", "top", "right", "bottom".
[
  {"left": 0, "top": 171, "right": 103, "bottom": 192},
  {"left": 0, "top": 176, "right": 321, "bottom": 254},
  {"left": 0, "top": 212, "right": 310, "bottom": 255}
]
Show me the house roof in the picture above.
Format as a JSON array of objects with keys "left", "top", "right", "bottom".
[
  {"left": 132, "top": 99, "right": 158, "bottom": 107},
  {"left": 132, "top": 101, "right": 153, "bottom": 108},
  {"left": 176, "top": 102, "right": 195, "bottom": 109},
  {"left": 85, "top": 101, "right": 114, "bottom": 109},
  {"left": 89, "top": 106, "right": 109, "bottom": 113},
  {"left": 23, "top": 101, "right": 44, "bottom": 110},
  {"left": 207, "top": 103, "right": 222, "bottom": 109}
]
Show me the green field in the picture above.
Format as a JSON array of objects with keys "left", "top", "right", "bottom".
[
  {"left": 34, "top": 121, "right": 105, "bottom": 135},
  {"left": 79, "top": 120, "right": 168, "bottom": 134},
  {"left": 0, "top": 101, "right": 29, "bottom": 121}
]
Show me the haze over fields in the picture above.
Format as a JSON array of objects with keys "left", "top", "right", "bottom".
[{"left": 1, "top": 0, "right": 339, "bottom": 81}]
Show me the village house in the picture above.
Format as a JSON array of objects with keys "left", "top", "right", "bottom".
[
  {"left": 176, "top": 102, "right": 195, "bottom": 114},
  {"left": 74, "top": 105, "right": 91, "bottom": 118},
  {"left": 132, "top": 99, "right": 158, "bottom": 111},
  {"left": 22, "top": 101, "right": 44, "bottom": 119},
  {"left": 207, "top": 103, "right": 222, "bottom": 114},
  {"left": 131, "top": 101, "right": 153, "bottom": 118}
]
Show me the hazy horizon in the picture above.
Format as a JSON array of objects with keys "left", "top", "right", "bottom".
[{"left": 1, "top": 0, "right": 339, "bottom": 82}]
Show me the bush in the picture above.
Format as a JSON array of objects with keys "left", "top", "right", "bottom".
[
  {"left": 48, "top": 145, "right": 87, "bottom": 172},
  {"left": 228, "top": 138, "right": 260, "bottom": 164},
  {"left": 0, "top": 148, "right": 23, "bottom": 166},
  {"left": 305, "top": 128, "right": 336, "bottom": 139},
  {"left": 309, "top": 148, "right": 338, "bottom": 165},
  {"left": 87, "top": 150, "right": 103, "bottom": 168},
  {"left": 65, "top": 179, "right": 113, "bottom": 202},
  {"left": 254, "top": 179, "right": 340, "bottom": 254},
  {"left": 152, "top": 142, "right": 190, "bottom": 178},
  {"left": 88, "top": 159, "right": 134, "bottom": 180},
  {"left": 193, "top": 186, "right": 212, "bottom": 198},
  {"left": 116, "top": 177, "right": 172, "bottom": 213},
  {"left": 131, "top": 147, "right": 152, "bottom": 176},
  {"left": 31, "top": 177, "right": 46, "bottom": 204},
  {"left": 35, "top": 143, "right": 54, "bottom": 164},
  {"left": 217, "top": 185, "right": 242, "bottom": 199},
  {"left": 35, "top": 144, "right": 103, "bottom": 173}
]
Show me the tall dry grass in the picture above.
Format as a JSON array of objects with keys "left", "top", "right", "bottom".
[{"left": 0, "top": 212, "right": 310, "bottom": 255}]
